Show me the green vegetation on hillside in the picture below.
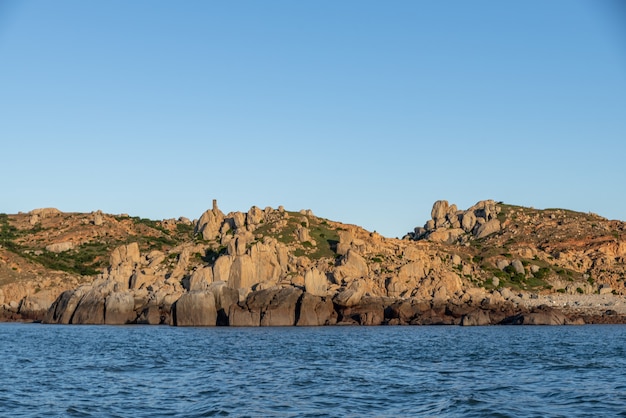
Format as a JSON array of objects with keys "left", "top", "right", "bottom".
[
  {"left": 0, "top": 213, "right": 20, "bottom": 252},
  {"left": 25, "top": 242, "right": 112, "bottom": 276},
  {"left": 252, "top": 212, "right": 339, "bottom": 260},
  {"left": 1, "top": 213, "right": 194, "bottom": 276},
  {"left": 305, "top": 220, "right": 340, "bottom": 259}
]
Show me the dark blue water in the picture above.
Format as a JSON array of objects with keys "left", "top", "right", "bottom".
[{"left": 1, "top": 324, "right": 626, "bottom": 417}]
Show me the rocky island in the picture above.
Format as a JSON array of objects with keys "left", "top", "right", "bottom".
[{"left": 1, "top": 200, "right": 625, "bottom": 326}]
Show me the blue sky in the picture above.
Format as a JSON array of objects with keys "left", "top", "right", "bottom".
[{"left": 1, "top": 1, "right": 625, "bottom": 238}]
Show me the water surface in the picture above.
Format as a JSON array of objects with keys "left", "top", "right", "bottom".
[{"left": 1, "top": 324, "right": 625, "bottom": 417}]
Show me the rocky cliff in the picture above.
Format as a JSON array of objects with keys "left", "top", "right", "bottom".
[{"left": 1, "top": 199, "right": 625, "bottom": 326}]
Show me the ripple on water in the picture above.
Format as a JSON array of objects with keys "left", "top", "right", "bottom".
[{"left": 1, "top": 324, "right": 626, "bottom": 417}]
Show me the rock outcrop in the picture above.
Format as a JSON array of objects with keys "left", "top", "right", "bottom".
[
  {"left": 460, "top": 309, "right": 492, "bottom": 326},
  {"left": 45, "top": 242, "right": 75, "bottom": 253},
  {"left": 229, "top": 287, "right": 303, "bottom": 326},
  {"left": 108, "top": 243, "right": 141, "bottom": 288},
  {"left": 304, "top": 268, "right": 329, "bottom": 296},
  {"left": 104, "top": 291, "right": 135, "bottom": 325},
  {"left": 296, "top": 293, "right": 337, "bottom": 326},
  {"left": 18, "top": 290, "right": 58, "bottom": 320},
  {"left": 195, "top": 200, "right": 225, "bottom": 241},
  {"left": 174, "top": 291, "right": 217, "bottom": 326},
  {"left": 409, "top": 199, "right": 502, "bottom": 243},
  {"left": 2, "top": 198, "right": 625, "bottom": 326}
]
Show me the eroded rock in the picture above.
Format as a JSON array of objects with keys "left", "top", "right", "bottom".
[{"left": 174, "top": 291, "right": 217, "bottom": 326}]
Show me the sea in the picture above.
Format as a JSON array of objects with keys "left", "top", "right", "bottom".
[{"left": 1, "top": 323, "right": 625, "bottom": 417}]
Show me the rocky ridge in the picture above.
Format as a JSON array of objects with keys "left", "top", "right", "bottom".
[{"left": 1, "top": 199, "right": 625, "bottom": 326}]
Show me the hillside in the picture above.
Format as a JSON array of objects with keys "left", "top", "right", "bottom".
[
  {"left": 407, "top": 200, "right": 626, "bottom": 295},
  {"left": 1, "top": 200, "right": 625, "bottom": 325}
]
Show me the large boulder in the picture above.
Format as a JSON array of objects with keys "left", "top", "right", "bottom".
[
  {"left": 248, "top": 241, "right": 283, "bottom": 285},
  {"left": 296, "top": 226, "right": 311, "bottom": 243},
  {"left": 29, "top": 207, "right": 61, "bottom": 217},
  {"left": 471, "top": 199, "right": 499, "bottom": 221},
  {"left": 336, "top": 230, "right": 354, "bottom": 256},
  {"left": 428, "top": 228, "right": 464, "bottom": 244},
  {"left": 385, "top": 299, "right": 433, "bottom": 325},
  {"left": 504, "top": 307, "right": 567, "bottom": 325},
  {"left": 431, "top": 200, "right": 449, "bottom": 226},
  {"left": 412, "top": 303, "right": 457, "bottom": 325},
  {"left": 108, "top": 243, "right": 142, "bottom": 288},
  {"left": 228, "top": 304, "right": 261, "bottom": 326},
  {"left": 398, "top": 261, "right": 427, "bottom": 282},
  {"left": 136, "top": 305, "right": 163, "bottom": 325},
  {"left": 213, "top": 255, "right": 233, "bottom": 282},
  {"left": 226, "top": 241, "right": 283, "bottom": 290},
  {"left": 229, "top": 287, "right": 303, "bottom": 326},
  {"left": 386, "top": 277, "right": 407, "bottom": 298},
  {"left": 187, "top": 266, "right": 214, "bottom": 291},
  {"left": 474, "top": 219, "right": 501, "bottom": 239},
  {"left": 43, "top": 288, "right": 87, "bottom": 324},
  {"left": 195, "top": 201, "right": 225, "bottom": 240},
  {"left": 304, "top": 268, "right": 328, "bottom": 296},
  {"left": 388, "top": 260, "right": 427, "bottom": 298},
  {"left": 258, "top": 287, "right": 303, "bottom": 326},
  {"left": 227, "top": 234, "right": 250, "bottom": 257},
  {"left": 104, "top": 291, "right": 136, "bottom": 325},
  {"left": 174, "top": 291, "right": 217, "bottom": 326},
  {"left": 511, "top": 259, "right": 525, "bottom": 275},
  {"left": 496, "top": 259, "right": 510, "bottom": 270},
  {"left": 18, "top": 291, "right": 58, "bottom": 321},
  {"left": 461, "top": 309, "right": 492, "bottom": 326},
  {"left": 461, "top": 211, "right": 477, "bottom": 232},
  {"left": 246, "top": 206, "right": 264, "bottom": 226},
  {"left": 110, "top": 242, "right": 141, "bottom": 267},
  {"left": 228, "top": 255, "right": 255, "bottom": 289},
  {"left": 229, "top": 212, "right": 246, "bottom": 229},
  {"left": 206, "top": 281, "right": 239, "bottom": 325},
  {"left": 333, "top": 250, "right": 369, "bottom": 283},
  {"left": 296, "top": 293, "right": 337, "bottom": 326},
  {"left": 71, "top": 286, "right": 109, "bottom": 324},
  {"left": 333, "top": 288, "right": 362, "bottom": 307},
  {"left": 338, "top": 296, "right": 386, "bottom": 325},
  {"left": 446, "top": 206, "right": 460, "bottom": 228},
  {"left": 93, "top": 212, "right": 104, "bottom": 226}
]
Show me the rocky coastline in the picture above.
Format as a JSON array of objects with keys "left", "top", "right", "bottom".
[
  {"left": 4, "top": 285, "right": 625, "bottom": 326},
  {"left": 227, "top": 290, "right": 623, "bottom": 326},
  {"left": 1, "top": 200, "right": 625, "bottom": 326}
]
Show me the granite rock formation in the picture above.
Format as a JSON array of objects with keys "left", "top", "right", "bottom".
[{"left": 0, "top": 199, "right": 625, "bottom": 325}]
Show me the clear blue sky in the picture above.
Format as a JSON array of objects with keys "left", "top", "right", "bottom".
[{"left": 1, "top": 1, "right": 625, "bottom": 238}]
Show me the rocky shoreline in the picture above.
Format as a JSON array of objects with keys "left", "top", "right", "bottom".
[
  {"left": 517, "top": 293, "right": 626, "bottom": 324},
  {"left": 2, "top": 200, "right": 626, "bottom": 327},
  {"left": 2, "top": 285, "right": 625, "bottom": 326}
]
